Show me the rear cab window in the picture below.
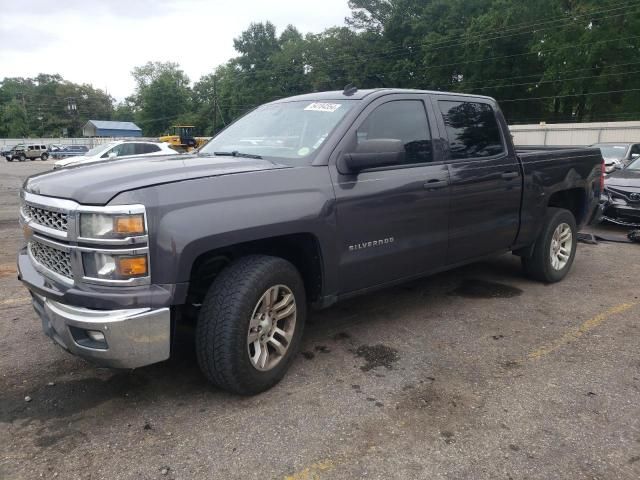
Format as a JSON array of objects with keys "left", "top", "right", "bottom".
[{"left": 438, "top": 100, "right": 505, "bottom": 159}]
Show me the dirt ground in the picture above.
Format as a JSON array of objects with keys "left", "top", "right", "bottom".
[{"left": 1, "top": 159, "right": 639, "bottom": 480}]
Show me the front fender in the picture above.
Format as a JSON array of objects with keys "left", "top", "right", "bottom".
[{"left": 111, "top": 166, "right": 339, "bottom": 292}]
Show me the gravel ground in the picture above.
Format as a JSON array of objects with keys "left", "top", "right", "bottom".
[{"left": 1, "top": 159, "right": 639, "bottom": 480}]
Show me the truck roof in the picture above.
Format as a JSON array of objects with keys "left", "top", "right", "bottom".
[{"left": 271, "top": 88, "right": 495, "bottom": 103}]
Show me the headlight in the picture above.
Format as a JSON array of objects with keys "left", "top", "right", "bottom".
[
  {"left": 80, "top": 212, "right": 146, "bottom": 239},
  {"left": 82, "top": 252, "right": 148, "bottom": 281}
]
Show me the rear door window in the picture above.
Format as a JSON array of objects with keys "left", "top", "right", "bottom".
[
  {"left": 136, "top": 143, "right": 161, "bottom": 154},
  {"left": 438, "top": 100, "right": 505, "bottom": 159}
]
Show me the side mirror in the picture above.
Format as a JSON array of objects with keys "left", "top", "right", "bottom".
[
  {"left": 107, "top": 152, "right": 118, "bottom": 158},
  {"left": 631, "top": 153, "right": 640, "bottom": 160},
  {"left": 339, "top": 139, "right": 405, "bottom": 174},
  {"left": 614, "top": 163, "right": 623, "bottom": 170}
]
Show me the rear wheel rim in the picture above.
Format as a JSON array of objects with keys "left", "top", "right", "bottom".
[
  {"left": 550, "top": 223, "right": 572, "bottom": 270},
  {"left": 247, "top": 284, "right": 297, "bottom": 371}
]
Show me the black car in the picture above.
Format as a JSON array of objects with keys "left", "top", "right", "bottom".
[{"left": 602, "top": 156, "right": 640, "bottom": 226}]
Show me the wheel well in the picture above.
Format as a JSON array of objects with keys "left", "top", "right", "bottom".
[
  {"left": 186, "top": 233, "right": 324, "bottom": 307},
  {"left": 547, "top": 188, "right": 587, "bottom": 225}
]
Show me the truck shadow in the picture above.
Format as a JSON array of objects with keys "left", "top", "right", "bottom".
[{"left": 2, "top": 253, "right": 528, "bottom": 425}]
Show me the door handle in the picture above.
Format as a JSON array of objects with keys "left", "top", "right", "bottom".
[
  {"left": 424, "top": 179, "right": 449, "bottom": 190},
  {"left": 501, "top": 171, "right": 519, "bottom": 180}
]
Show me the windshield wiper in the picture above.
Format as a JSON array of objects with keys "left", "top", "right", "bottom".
[{"left": 212, "top": 151, "right": 263, "bottom": 159}]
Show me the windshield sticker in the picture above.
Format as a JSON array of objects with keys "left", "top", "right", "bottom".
[{"left": 304, "top": 102, "right": 342, "bottom": 113}]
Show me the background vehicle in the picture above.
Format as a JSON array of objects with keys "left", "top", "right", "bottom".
[
  {"left": 50, "top": 145, "right": 89, "bottom": 160},
  {"left": 53, "top": 140, "right": 179, "bottom": 168},
  {"left": 18, "top": 89, "right": 603, "bottom": 395},
  {"left": 159, "top": 125, "right": 209, "bottom": 152},
  {"left": 1, "top": 144, "right": 14, "bottom": 159},
  {"left": 590, "top": 142, "right": 640, "bottom": 173},
  {"left": 6, "top": 144, "right": 48, "bottom": 161},
  {"left": 601, "top": 155, "right": 640, "bottom": 226},
  {"left": 47, "top": 144, "right": 64, "bottom": 154}
]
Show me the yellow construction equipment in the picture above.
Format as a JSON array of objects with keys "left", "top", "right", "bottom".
[{"left": 159, "top": 125, "right": 209, "bottom": 152}]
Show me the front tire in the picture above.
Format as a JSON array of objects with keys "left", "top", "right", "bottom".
[
  {"left": 41, "top": 153, "right": 48, "bottom": 161},
  {"left": 196, "top": 255, "right": 306, "bottom": 395},
  {"left": 522, "top": 208, "right": 577, "bottom": 283},
  {"left": 18, "top": 154, "right": 26, "bottom": 162}
]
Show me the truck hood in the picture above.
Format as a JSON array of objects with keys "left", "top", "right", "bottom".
[
  {"left": 24, "top": 153, "right": 286, "bottom": 205},
  {"left": 605, "top": 169, "right": 640, "bottom": 188}
]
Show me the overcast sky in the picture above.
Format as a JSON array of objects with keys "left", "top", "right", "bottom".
[{"left": 0, "top": 0, "right": 353, "bottom": 101}]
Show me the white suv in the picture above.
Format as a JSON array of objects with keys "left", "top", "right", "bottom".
[{"left": 54, "top": 140, "right": 179, "bottom": 169}]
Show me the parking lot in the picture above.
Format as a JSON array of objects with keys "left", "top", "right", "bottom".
[{"left": 1, "top": 159, "right": 639, "bottom": 480}]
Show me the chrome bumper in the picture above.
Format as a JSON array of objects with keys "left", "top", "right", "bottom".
[{"left": 32, "top": 293, "right": 171, "bottom": 369}]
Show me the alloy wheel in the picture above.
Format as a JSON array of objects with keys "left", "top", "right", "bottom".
[
  {"left": 247, "top": 284, "right": 297, "bottom": 371},
  {"left": 550, "top": 222, "right": 572, "bottom": 270}
]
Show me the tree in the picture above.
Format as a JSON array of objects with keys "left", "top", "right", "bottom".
[
  {"left": 0, "top": 99, "right": 29, "bottom": 137},
  {"left": 0, "top": 74, "right": 114, "bottom": 137},
  {"left": 130, "top": 62, "right": 192, "bottom": 135}
]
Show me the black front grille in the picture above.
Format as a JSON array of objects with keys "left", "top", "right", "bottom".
[
  {"left": 28, "top": 241, "right": 72, "bottom": 279},
  {"left": 23, "top": 204, "right": 68, "bottom": 232}
]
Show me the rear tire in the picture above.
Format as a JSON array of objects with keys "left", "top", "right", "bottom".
[
  {"left": 522, "top": 208, "right": 577, "bottom": 283},
  {"left": 196, "top": 255, "right": 306, "bottom": 395}
]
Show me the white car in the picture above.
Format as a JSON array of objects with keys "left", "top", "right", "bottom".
[
  {"left": 590, "top": 143, "right": 640, "bottom": 174},
  {"left": 53, "top": 140, "right": 179, "bottom": 169}
]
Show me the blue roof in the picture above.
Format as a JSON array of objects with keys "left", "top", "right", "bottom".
[{"left": 86, "top": 120, "right": 141, "bottom": 131}]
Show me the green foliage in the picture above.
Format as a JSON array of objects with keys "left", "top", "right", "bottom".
[
  {"left": 129, "top": 62, "right": 192, "bottom": 136},
  {"left": 0, "top": 74, "right": 114, "bottom": 137},
  {"left": 207, "top": 0, "right": 640, "bottom": 126},
  {"left": 2, "top": 0, "right": 639, "bottom": 137},
  {"left": 0, "top": 99, "right": 29, "bottom": 137}
]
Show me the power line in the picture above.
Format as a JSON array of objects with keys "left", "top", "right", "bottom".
[
  {"left": 469, "top": 68, "right": 640, "bottom": 92},
  {"left": 321, "top": 4, "right": 638, "bottom": 67},
  {"left": 456, "top": 59, "right": 640, "bottom": 87},
  {"left": 500, "top": 87, "right": 640, "bottom": 102},
  {"left": 7, "top": 5, "right": 639, "bottom": 110}
]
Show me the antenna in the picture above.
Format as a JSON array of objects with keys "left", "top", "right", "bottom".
[{"left": 343, "top": 84, "right": 358, "bottom": 96}]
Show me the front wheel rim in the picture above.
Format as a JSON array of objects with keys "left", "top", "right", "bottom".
[
  {"left": 550, "top": 223, "right": 573, "bottom": 270},
  {"left": 247, "top": 285, "right": 297, "bottom": 371}
]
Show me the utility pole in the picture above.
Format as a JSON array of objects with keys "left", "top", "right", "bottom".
[
  {"left": 212, "top": 75, "right": 217, "bottom": 134},
  {"left": 66, "top": 97, "right": 78, "bottom": 137}
]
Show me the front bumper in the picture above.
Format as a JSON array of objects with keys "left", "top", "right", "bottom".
[{"left": 32, "top": 293, "right": 171, "bottom": 369}]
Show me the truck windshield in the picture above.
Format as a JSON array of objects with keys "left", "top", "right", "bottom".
[
  {"left": 627, "top": 157, "right": 640, "bottom": 170},
  {"left": 592, "top": 144, "right": 629, "bottom": 160},
  {"left": 199, "top": 100, "right": 355, "bottom": 160}
]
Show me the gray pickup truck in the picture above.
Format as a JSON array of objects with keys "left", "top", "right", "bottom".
[{"left": 18, "top": 88, "right": 603, "bottom": 394}]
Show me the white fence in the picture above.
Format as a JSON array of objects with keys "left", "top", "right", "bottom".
[
  {"left": 3, "top": 120, "right": 640, "bottom": 149},
  {"left": 509, "top": 121, "right": 640, "bottom": 146},
  {"left": 0, "top": 137, "right": 158, "bottom": 148}
]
